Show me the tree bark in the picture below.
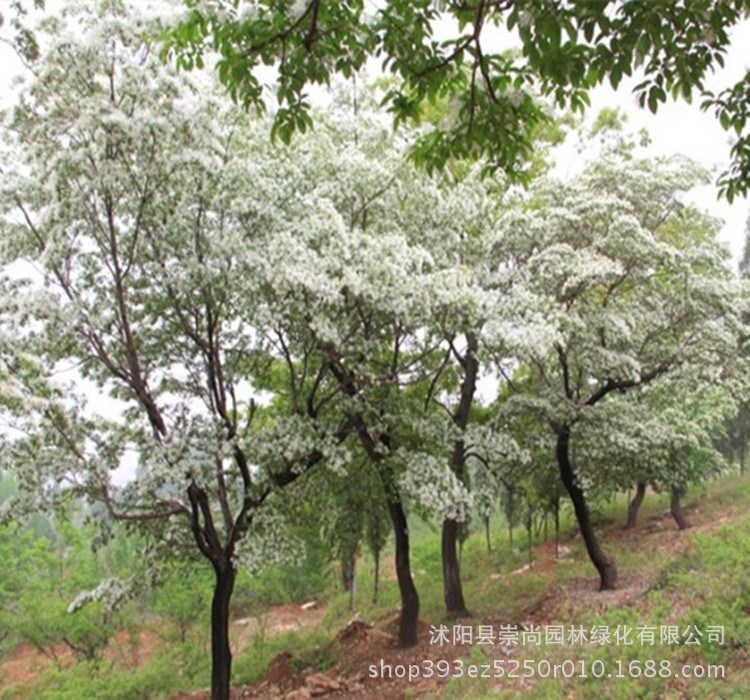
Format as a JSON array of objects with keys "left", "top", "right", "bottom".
[
  {"left": 441, "top": 333, "right": 477, "bottom": 618},
  {"left": 526, "top": 502, "right": 533, "bottom": 568},
  {"left": 326, "top": 357, "right": 419, "bottom": 643},
  {"left": 210, "top": 559, "right": 236, "bottom": 700},
  {"left": 740, "top": 443, "right": 747, "bottom": 475},
  {"left": 341, "top": 555, "right": 356, "bottom": 593},
  {"left": 556, "top": 425, "right": 617, "bottom": 590},
  {"left": 670, "top": 485, "right": 690, "bottom": 530},
  {"left": 554, "top": 499, "right": 560, "bottom": 559},
  {"left": 625, "top": 481, "right": 646, "bottom": 530},
  {"left": 341, "top": 555, "right": 356, "bottom": 610},
  {"left": 442, "top": 518, "right": 470, "bottom": 617},
  {"left": 187, "top": 480, "right": 238, "bottom": 700},
  {"left": 388, "top": 498, "right": 419, "bottom": 647}
]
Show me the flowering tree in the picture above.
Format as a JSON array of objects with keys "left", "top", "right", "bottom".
[
  {"left": 427, "top": 170, "right": 504, "bottom": 619},
  {"left": 234, "top": 106, "right": 529, "bottom": 638},
  {"left": 574, "top": 375, "right": 738, "bottom": 530},
  {"left": 495, "top": 154, "right": 744, "bottom": 589},
  {"left": 0, "top": 3, "right": 352, "bottom": 698},
  {"left": 720, "top": 215, "right": 750, "bottom": 474},
  {"left": 166, "top": 0, "right": 750, "bottom": 199},
  {"left": 245, "top": 117, "right": 473, "bottom": 644}
]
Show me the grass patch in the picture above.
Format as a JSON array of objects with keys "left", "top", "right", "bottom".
[{"left": 5, "top": 472, "right": 750, "bottom": 698}]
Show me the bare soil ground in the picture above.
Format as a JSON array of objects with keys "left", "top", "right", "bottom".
[{"left": 0, "top": 628, "right": 161, "bottom": 687}]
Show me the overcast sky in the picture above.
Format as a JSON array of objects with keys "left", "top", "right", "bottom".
[{"left": 580, "top": 21, "right": 750, "bottom": 269}]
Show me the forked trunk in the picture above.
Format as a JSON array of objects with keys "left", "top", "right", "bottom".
[
  {"left": 670, "top": 485, "right": 690, "bottom": 530},
  {"left": 388, "top": 499, "right": 419, "bottom": 647},
  {"left": 625, "top": 481, "right": 646, "bottom": 530},
  {"left": 556, "top": 426, "right": 617, "bottom": 590},
  {"left": 210, "top": 561, "right": 236, "bottom": 700},
  {"left": 442, "top": 518, "right": 470, "bottom": 618}
]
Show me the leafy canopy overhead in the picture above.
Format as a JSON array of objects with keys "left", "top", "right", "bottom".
[{"left": 166, "top": 0, "right": 750, "bottom": 198}]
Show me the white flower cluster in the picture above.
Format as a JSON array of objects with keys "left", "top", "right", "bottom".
[
  {"left": 68, "top": 577, "right": 130, "bottom": 616},
  {"left": 398, "top": 452, "right": 474, "bottom": 522},
  {"left": 233, "top": 507, "right": 305, "bottom": 575}
]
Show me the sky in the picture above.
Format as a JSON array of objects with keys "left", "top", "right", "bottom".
[{"left": 579, "top": 20, "right": 750, "bottom": 269}]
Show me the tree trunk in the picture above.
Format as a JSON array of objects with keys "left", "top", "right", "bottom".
[
  {"left": 341, "top": 555, "right": 356, "bottom": 593},
  {"left": 441, "top": 332, "right": 477, "bottom": 618},
  {"left": 556, "top": 425, "right": 617, "bottom": 590},
  {"left": 210, "top": 560, "right": 236, "bottom": 700},
  {"left": 670, "top": 485, "right": 690, "bottom": 530},
  {"left": 554, "top": 500, "right": 560, "bottom": 559},
  {"left": 372, "top": 548, "right": 380, "bottom": 604},
  {"left": 341, "top": 555, "right": 356, "bottom": 611},
  {"left": 526, "top": 503, "right": 533, "bottom": 568},
  {"left": 740, "top": 443, "right": 747, "bottom": 475},
  {"left": 625, "top": 481, "right": 646, "bottom": 530},
  {"left": 388, "top": 499, "right": 419, "bottom": 647},
  {"left": 442, "top": 518, "right": 471, "bottom": 618},
  {"left": 484, "top": 515, "right": 492, "bottom": 553}
]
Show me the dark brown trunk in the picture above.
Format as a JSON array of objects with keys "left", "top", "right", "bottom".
[
  {"left": 625, "top": 481, "right": 646, "bottom": 530},
  {"left": 526, "top": 503, "right": 533, "bottom": 567},
  {"left": 554, "top": 500, "right": 560, "bottom": 559},
  {"left": 556, "top": 425, "right": 617, "bottom": 590},
  {"left": 341, "top": 555, "right": 356, "bottom": 593},
  {"left": 327, "top": 357, "right": 418, "bottom": 640},
  {"left": 670, "top": 485, "right": 690, "bottom": 530},
  {"left": 341, "top": 556, "right": 356, "bottom": 610},
  {"left": 187, "top": 481, "right": 239, "bottom": 700},
  {"left": 388, "top": 498, "right": 419, "bottom": 647},
  {"left": 441, "top": 332, "right": 477, "bottom": 618},
  {"left": 442, "top": 519, "right": 470, "bottom": 617},
  {"left": 210, "top": 561, "right": 236, "bottom": 700}
]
